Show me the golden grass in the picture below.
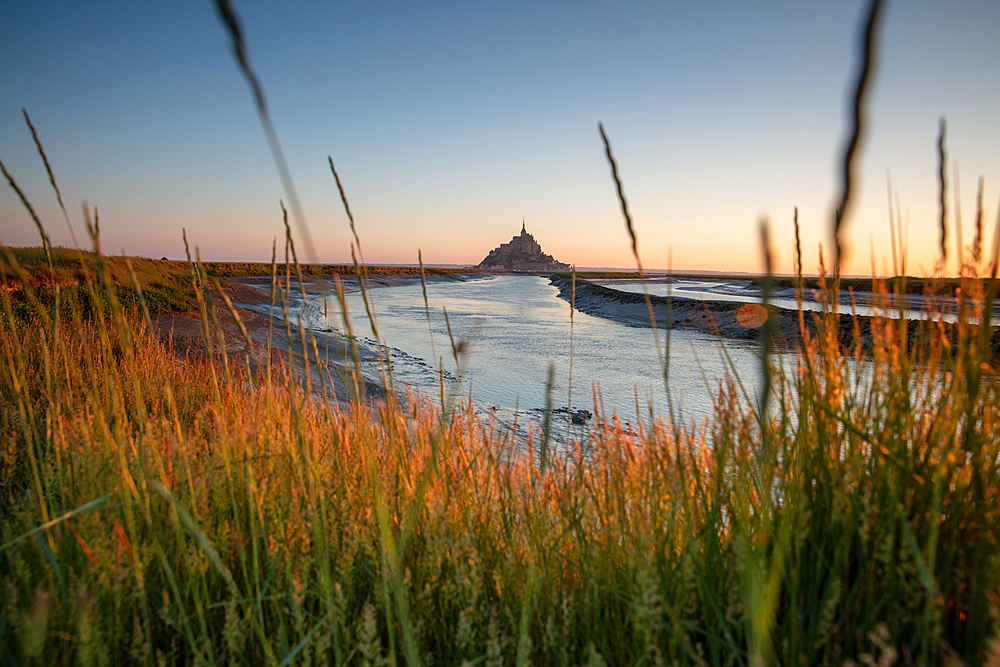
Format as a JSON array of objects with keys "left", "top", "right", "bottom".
[
  {"left": 2, "top": 0, "right": 999, "bottom": 661},
  {"left": 1, "top": 238, "right": 998, "bottom": 664}
]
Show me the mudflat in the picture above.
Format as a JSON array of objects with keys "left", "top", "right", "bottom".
[{"left": 152, "top": 278, "right": 384, "bottom": 404}]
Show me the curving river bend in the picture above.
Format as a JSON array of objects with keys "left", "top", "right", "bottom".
[{"left": 318, "top": 275, "right": 769, "bottom": 432}]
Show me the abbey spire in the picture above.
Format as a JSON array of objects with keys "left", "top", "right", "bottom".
[{"left": 476, "top": 221, "right": 570, "bottom": 271}]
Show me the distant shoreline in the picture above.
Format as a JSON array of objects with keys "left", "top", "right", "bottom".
[
  {"left": 549, "top": 275, "right": 1000, "bottom": 356},
  {"left": 4, "top": 247, "right": 979, "bottom": 295},
  {"left": 194, "top": 260, "right": 985, "bottom": 297},
  {"left": 5, "top": 247, "right": 996, "bottom": 361}
]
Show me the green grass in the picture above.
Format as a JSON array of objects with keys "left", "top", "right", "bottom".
[
  {"left": 2, "top": 0, "right": 999, "bottom": 661},
  {"left": 1, "top": 246, "right": 193, "bottom": 329},
  {"left": 200, "top": 262, "right": 479, "bottom": 278},
  {"left": 1, "top": 240, "right": 999, "bottom": 665}
]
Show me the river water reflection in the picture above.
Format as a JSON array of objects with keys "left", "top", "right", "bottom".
[{"left": 320, "top": 275, "right": 769, "bottom": 430}]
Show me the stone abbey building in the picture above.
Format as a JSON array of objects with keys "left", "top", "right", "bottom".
[{"left": 476, "top": 221, "right": 570, "bottom": 271}]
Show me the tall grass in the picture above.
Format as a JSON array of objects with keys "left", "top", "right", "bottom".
[
  {"left": 2, "top": 231, "right": 999, "bottom": 664},
  {"left": 3, "top": 0, "right": 1000, "bottom": 663}
]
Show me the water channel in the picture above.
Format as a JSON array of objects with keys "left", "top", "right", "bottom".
[{"left": 314, "top": 275, "right": 769, "bottom": 433}]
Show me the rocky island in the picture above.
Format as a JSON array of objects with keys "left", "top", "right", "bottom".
[{"left": 476, "top": 221, "right": 570, "bottom": 271}]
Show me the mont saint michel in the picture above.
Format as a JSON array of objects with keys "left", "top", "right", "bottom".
[{"left": 476, "top": 221, "right": 571, "bottom": 271}]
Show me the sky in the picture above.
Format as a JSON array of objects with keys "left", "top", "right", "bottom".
[{"left": 1, "top": 1, "right": 998, "bottom": 276}]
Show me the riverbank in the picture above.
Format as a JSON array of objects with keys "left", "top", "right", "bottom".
[
  {"left": 155, "top": 272, "right": 481, "bottom": 405},
  {"left": 0, "top": 248, "right": 485, "bottom": 405},
  {"left": 150, "top": 279, "right": 363, "bottom": 401},
  {"left": 550, "top": 274, "right": 1000, "bottom": 355}
]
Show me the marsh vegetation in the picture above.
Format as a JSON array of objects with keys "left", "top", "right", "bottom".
[{"left": 2, "top": 0, "right": 1000, "bottom": 663}]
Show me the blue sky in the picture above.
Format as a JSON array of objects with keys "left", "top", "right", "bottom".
[{"left": 2, "top": 1, "right": 998, "bottom": 275}]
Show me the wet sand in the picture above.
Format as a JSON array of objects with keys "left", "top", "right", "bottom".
[
  {"left": 151, "top": 273, "right": 479, "bottom": 405},
  {"left": 152, "top": 279, "right": 385, "bottom": 405}
]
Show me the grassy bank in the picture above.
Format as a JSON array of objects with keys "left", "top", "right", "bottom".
[
  {"left": 199, "top": 262, "right": 479, "bottom": 279},
  {"left": 1, "top": 238, "right": 999, "bottom": 665},
  {"left": 1, "top": 247, "right": 194, "bottom": 328}
]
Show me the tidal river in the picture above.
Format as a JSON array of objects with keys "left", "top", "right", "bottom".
[{"left": 312, "top": 275, "right": 768, "bottom": 433}]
